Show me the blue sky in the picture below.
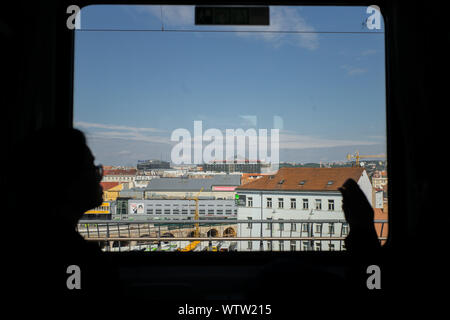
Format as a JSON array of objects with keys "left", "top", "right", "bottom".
[{"left": 73, "top": 5, "right": 386, "bottom": 166}]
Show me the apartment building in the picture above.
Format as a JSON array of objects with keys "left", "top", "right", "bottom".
[{"left": 236, "top": 167, "right": 372, "bottom": 251}]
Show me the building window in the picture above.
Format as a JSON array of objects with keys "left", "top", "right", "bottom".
[
  {"left": 182, "top": 209, "right": 188, "bottom": 214},
  {"left": 216, "top": 209, "right": 223, "bottom": 215},
  {"left": 164, "top": 209, "right": 170, "bottom": 214},
  {"left": 328, "top": 200, "right": 335, "bottom": 211},
  {"left": 342, "top": 224, "right": 349, "bottom": 235},
  {"left": 328, "top": 223, "right": 335, "bottom": 235},
  {"left": 146, "top": 209, "right": 153, "bottom": 214},
  {"left": 302, "top": 241, "right": 309, "bottom": 251},
  {"left": 315, "top": 224, "right": 322, "bottom": 233},
  {"left": 279, "top": 219, "right": 284, "bottom": 231},
  {"left": 278, "top": 198, "right": 284, "bottom": 209},
  {"left": 302, "top": 224, "right": 308, "bottom": 233},
  {"left": 329, "top": 243, "right": 335, "bottom": 251},
  {"left": 267, "top": 198, "right": 272, "bottom": 208},
  {"left": 199, "top": 209, "right": 205, "bottom": 215},
  {"left": 290, "top": 198, "right": 296, "bottom": 209},
  {"left": 279, "top": 242, "right": 284, "bottom": 251},
  {"left": 315, "top": 199, "right": 322, "bottom": 210},
  {"left": 248, "top": 241, "right": 252, "bottom": 250},
  {"left": 247, "top": 197, "right": 253, "bottom": 207},
  {"left": 247, "top": 217, "right": 252, "bottom": 229},
  {"left": 290, "top": 241, "right": 296, "bottom": 251},
  {"left": 291, "top": 222, "right": 297, "bottom": 232},
  {"left": 315, "top": 242, "right": 322, "bottom": 251},
  {"left": 266, "top": 217, "right": 272, "bottom": 230},
  {"left": 208, "top": 209, "right": 214, "bottom": 215},
  {"left": 303, "top": 199, "right": 309, "bottom": 210},
  {"left": 155, "top": 209, "right": 162, "bottom": 214},
  {"left": 226, "top": 209, "right": 232, "bottom": 215}
]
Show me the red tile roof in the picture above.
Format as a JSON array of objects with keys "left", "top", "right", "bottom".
[
  {"left": 237, "top": 167, "right": 365, "bottom": 192},
  {"left": 241, "top": 173, "right": 268, "bottom": 186},
  {"left": 374, "top": 208, "right": 388, "bottom": 245},
  {"left": 100, "top": 182, "right": 120, "bottom": 191}
]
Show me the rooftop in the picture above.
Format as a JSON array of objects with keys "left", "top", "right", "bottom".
[
  {"left": 100, "top": 182, "right": 121, "bottom": 191},
  {"left": 237, "top": 167, "right": 365, "bottom": 192},
  {"left": 103, "top": 168, "right": 137, "bottom": 176},
  {"left": 145, "top": 175, "right": 241, "bottom": 191}
]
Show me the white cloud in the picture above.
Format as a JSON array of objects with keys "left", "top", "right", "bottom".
[
  {"left": 131, "top": 6, "right": 318, "bottom": 50},
  {"left": 279, "top": 132, "right": 379, "bottom": 149},
  {"left": 132, "top": 5, "right": 194, "bottom": 28},
  {"left": 340, "top": 65, "right": 368, "bottom": 76},
  {"left": 74, "top": 121, "right": 171, "bottom": 145},
  {"left": 234, "top": 7, "right": 319, "bottom": 50},
  {"left": 75, "top": 121, "right": 164, "bottom": 133},
  {"left": 86, "top": 130, "right": 171, "bottom": 145},
  {"left": 162, "top": 6, "right": 195, "bottom": 26}
]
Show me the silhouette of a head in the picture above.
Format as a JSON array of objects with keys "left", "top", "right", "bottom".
[{"left": 11, "top": 127, "right": 103, "bottom": 226}]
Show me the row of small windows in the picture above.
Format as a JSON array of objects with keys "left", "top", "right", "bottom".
[
  {"left": 103, "top": 176, "right": 133, "bottom": 181},
  {"left": 247, "top": 197, "right": 336, "bottom": 211},
  {"left": 87, "top": 205, "right": 110, "bottom": 212},
  {"left": 247, "top": 241, "right": 344, "bottom": 251},
  {"left": 269, "top": 179, "right": 334, "bottom": 186},
  {"left": 246, "top": 218, "right": 349, "bottom": 234},
  {"left": 148, "top": 203, "right": 233, "bottom": 207},
  {"left": 145, "top": 208, "right": 237, "bottom": 215}
]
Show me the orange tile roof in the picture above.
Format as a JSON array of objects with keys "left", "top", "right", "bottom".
[
  {"left": 237, "top": 167, "right": 365, "bottom": 192},
  {"left": 374, "top": 208, "right": 388, "bottom": 244},
  {"left": 241, "top": 173, "right": 268, "bottom": 186},
  {"left": 100, "top": 182, "right": 120, "bottom": 191}
]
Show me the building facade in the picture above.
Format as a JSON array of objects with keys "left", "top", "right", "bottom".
[
  {"left": 144, "top": 175, "right": 241, "bottom": 200},
  {"left": 203, "top": 160, "right": 263, "bottom": 173},
  {"left": 101, "top": 168, "right": 137, "bottom": 187},
  {"left": 372, "top": 170, "right": 388, "bottom": 189},
  {"left": 137, "top": 160, "right": 171, "bottom": 171},
  {"left": 127, "top": 198, "right": 237, "bottom": 220},
  {"left": 236, "top": 167, "right": 372, "bottom": 251}
]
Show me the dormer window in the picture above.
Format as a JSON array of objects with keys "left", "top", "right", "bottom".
[
  {"left": 278, "top": 179, "right": 285, "bottom": 184},
  {"left": 327, "top": 180, "right": 334, "bottom": 185},
  {"left": 299, "top": 180, "right": 306, "bottom": 185}
]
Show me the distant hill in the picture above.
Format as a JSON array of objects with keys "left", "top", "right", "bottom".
[{"left": 279, "top": 162, "right": 353, "bottom": 168}]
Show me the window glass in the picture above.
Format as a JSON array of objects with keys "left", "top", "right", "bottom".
[{"left": 74, "top": 5, "right": 387, "bottom": 252}]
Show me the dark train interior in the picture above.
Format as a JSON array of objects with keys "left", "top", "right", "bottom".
[{"left": 2, "top": 0, "right": 448, "bottom": 315}]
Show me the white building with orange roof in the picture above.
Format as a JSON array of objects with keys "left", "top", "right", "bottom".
[
  {"left": 101, "top": 168, "right": 137, "bottom": 187},
  {"left": 372, "top": 170, "right": 388, "bottom": 189},
  {"left": 236, "top": 167, "right": 372, "bottom": 251}
]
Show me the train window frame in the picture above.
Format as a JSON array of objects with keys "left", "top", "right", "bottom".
[{"left": 70, "top": 0, "right": 392, "bottom": 255}]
